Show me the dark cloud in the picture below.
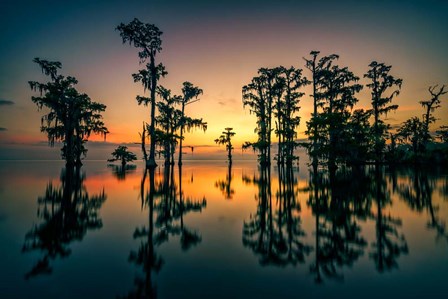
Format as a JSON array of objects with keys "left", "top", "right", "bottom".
[
  {"left": 0, "top": 127, "right": 7, "bottom": 131},
  {"left": 0, "top": 99, "right": 14, "bottom": 106}
]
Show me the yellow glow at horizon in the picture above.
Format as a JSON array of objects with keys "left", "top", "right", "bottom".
[{"left": 89, "top": 80, "right": 448, "bottom": 148}]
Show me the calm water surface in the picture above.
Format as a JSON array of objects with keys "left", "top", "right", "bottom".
[{"left": 0, "top": 160, "right": 447, "bottom": 298}]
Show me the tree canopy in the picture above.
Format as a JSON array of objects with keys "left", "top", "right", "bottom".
[
  {"left": 29, "top": 58, "right": 108, "bottom": 167},
  {"left": 108, "top": 145, "right": 137, "bottom": 166}
]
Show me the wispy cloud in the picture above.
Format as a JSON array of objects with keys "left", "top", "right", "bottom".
[
  {"left": 217, "top": 98, "right": 236, "bottom": 107},
  {"left": 183, "top": 144, "right": 218, "bottom": 148},
  {"left": 390, "top": 124, "right": 401, "bottom": 130},
  {"left": 0, "top": 99, "right": 14, "bottom": 106},
  {"left": 384, "top": 117, "right": 398, "bottom": 122}
]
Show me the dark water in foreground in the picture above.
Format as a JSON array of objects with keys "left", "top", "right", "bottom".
[{"left": 0, "top": 160, "right": 447, "bottom": 299}]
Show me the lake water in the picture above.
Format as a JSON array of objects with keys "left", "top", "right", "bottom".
[{"left": 0, "top": 160, "right": 447, "bottom": 298}]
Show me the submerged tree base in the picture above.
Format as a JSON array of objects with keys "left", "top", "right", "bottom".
[{"left": 146, "top": 160, "right": 158, "bottom": 169}]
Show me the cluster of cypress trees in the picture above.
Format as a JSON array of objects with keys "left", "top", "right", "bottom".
[
  {"left": 117, "top": 18, "right": 206, "bottom": 168},
  {"left": 243, "top": 51, "right": 447, "bottom": 167},
  {"left": 30, "top": 18, "right": 446, "bottom": 168}
]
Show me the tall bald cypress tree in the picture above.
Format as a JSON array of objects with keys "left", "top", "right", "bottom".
[
  {"left": 117, "top": 18, "right": 165, "bottom": 169},
  {"left": 364, "top": 61, "right": 402, "bottom": 163}
]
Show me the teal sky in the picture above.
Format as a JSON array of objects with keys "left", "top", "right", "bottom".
[{"left": 0, "top": 0, "right": 447, "bottom": 159}]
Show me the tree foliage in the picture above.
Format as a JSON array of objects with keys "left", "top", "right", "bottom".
[
  {"left": 243, "top": 66, "right": 308, "bottom": 166},
  {"left": 275, "top": 67, "right": 309, "bottom": 164},
  {"left": 178, "top": 81, "right": 204, "bottom": 166},
  {"left": 117, "top": 18, "right": 165, "bottom": 168},
  {"left": 29, "top": 58, "right": 108, "bottom": 166},
  {"left": 304, "top": 52, "right": 362, "bottom": 168},
  {"left": 108, "top": 145, "right": 137, "bottom": 166},
  {"left": 364, "top": 61, "right": 402, "bottom": 163},
  {"left": 242, "top": 73, "right": 271, "bottom": 166},
  {"left": 419, "top": 85, "right": 446, "bottom": 145},
  {"left": 155, "top": 86, "right": 182, "bottom": 165},
  {"left": 436, "top": 126, "right": 448, "bottom": 143},
  {"left": 215, "top": 127, "right": 236, "bottom": 162}
]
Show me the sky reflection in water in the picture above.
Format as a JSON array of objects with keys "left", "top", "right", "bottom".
[{"left": 0, "top": 160, "right": 447, "bottom": 298}]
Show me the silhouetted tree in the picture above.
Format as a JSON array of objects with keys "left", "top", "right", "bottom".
[
  {"left": 108, "top": 145, "right": 137, "bottom": 167},
  {"left": 242, "top": 77, "right": 268, "bottom": 165},
  {"left": 395, "top": 84, "right": 447, "bottom": 162},
  {"left": 322, "top": 63, "right": 362, "bottom": 169},
  {"left": 132, "top": 62, "right": 168, "bottom": 164},
  {"left": 397, "top": 117, "right": 426, "bottom": 156},
  {"left": 242, "top": 69, "right": 276, "bottom": 166},
  {"left": 117, "top": 18, "right": 165, "bottom": 169},
  {"left": 155, "top": 86, "right": 182, "bottom": 165},
  {"left": 139, "top": 122, "right": 149, "bottom": 162},
  {"left": 344, "top": 109, "right": 373, "bottom": 164},
  {"left": 29, "top": 58, "right": 108, "bottom": 167},
  {"left": 22, "top": 166, "right": 106, "bottom": 279},
  {"left": 364, "top": 61, "right": 402, "bottom": 163},
  {"left": 274, "top": 66, "right": 309, "bottom": 165},
  {"left": 304, "top": 51, "right": 339, "bottom": 165},
  {"left": 420, "top": 85, "right": 447, "bottom": 147},
  {"left": 178, "top": 82, "right": 204, "bottom": 166},
  {"left": 436, "top": 126, "right": 448, "bottom": 143},
  {"left": 304, "top": 53, "right": 362, "bottom": 169},
  {"left": 215, "top": 127, "right": 236, "bottom": 163}
]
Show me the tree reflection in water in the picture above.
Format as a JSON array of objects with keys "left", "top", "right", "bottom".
[
  {"left": 307, "top": 164, "right": 369, "bottom": 283},
  {"left": 22, "top": 166, "right": 106, "bottom": 279},
  {"left": 370, "top": 166, "right": 408, "bottom": 273},
  {"left": 215, "top": 162, "right": 235, "bottom": 200},
  {"left": 242, "top": 159, "right": 413, "bottom": 283},
  {"left": 396, "top": 166, "right": 448, "bottom": 244},
  {"left": 108, "top": 164, "right": 137, "bottom": 181},
  {"left": 119, "top": 164, "right": 206, "bottom": 298},
  {"left": 242, "top": 164, "right": 311, "bottom": 267}
]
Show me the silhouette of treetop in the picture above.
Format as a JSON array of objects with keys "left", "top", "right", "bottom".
[{"left": 116, "top": 18, "right": 163, "bottom": 62}]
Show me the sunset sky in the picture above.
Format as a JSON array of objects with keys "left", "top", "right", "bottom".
[{"left": 0, "top": 0, "right": 447, "bottom": 160}]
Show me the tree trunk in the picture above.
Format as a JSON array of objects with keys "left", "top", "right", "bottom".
[
  {"left": 312, "top": 55, "right": 318, "bottom": 167},
  {"left": 178, "top": 101, "right": 186, "bottom": 166},
  {"left": 148, "top": 54, "right": 157, "bottom": 169},
  {"left": 141, "top": 122, "right": 148, "bottom": 162}
]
